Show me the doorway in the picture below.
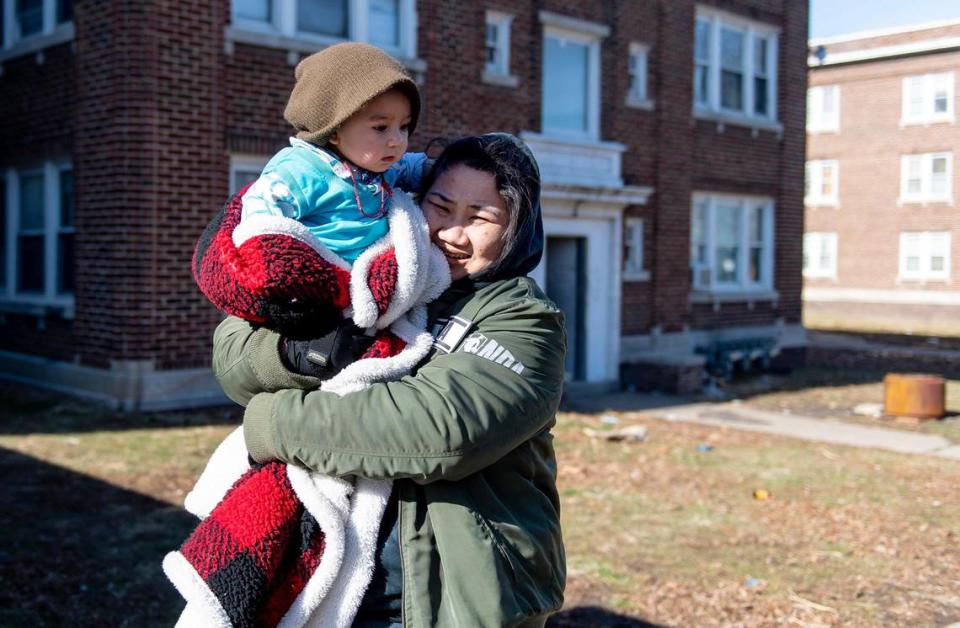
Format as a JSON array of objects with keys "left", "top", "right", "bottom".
[{"left": 545, "top": 236, "right": 588, "bottom": 380}]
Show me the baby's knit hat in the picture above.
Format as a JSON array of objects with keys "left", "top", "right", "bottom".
[{"left": 284, "top": 42, "right": 421, "bottom": 146}]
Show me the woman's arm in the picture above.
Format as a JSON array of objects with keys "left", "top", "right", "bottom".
[
  {"left": 212, "top": 316, "right": 322, "bottom": 406},
  {"left": 242, "top": 288, "right": 566, "bottom": 483}
]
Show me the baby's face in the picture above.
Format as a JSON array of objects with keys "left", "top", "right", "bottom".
[{"left": 329, "top": 89, "right": 412, "bottom": 173}]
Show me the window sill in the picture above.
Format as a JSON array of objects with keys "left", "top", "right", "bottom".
[
  {"left": 807, "top": 126, "right": 840, "bottom": 135},
  {"left": 689, "top": 289, "right": 779, "bottom": 311},
  {"left": 896, "top": 276, "right": 951, "bottom": 285},
  {"left": 223, "top": 25, "right": 426, "bottom": 74},
  {"left": 897, "top": 197, "right": 954, "bottom": 207},
  {"left": 805, "top": 199, "right": 839, "bottom": 208},
  {"left": 482, "top": 71, "right": 519, "bottom": 88},
  {"left": 623, "top": 270, "right": 651, "bottom": 282},
  {"left": 899, "top": 117, "right": 955, "bottom": 128},
  {"left": 693, "top": 109, "right": 784, "bottom": 136},
  {"left": 0, "top": 23, "right": 75, "bottom": 65},
  {"left": 625, "top": 96, "right": 655, "bottom": 111},
  {"left": 0, "top": 297, "right": 74, "bottom": 320}
]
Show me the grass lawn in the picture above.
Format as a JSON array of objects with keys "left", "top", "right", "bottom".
[{"left": 1, "top": 380, "right": 958, "bottom": 627}]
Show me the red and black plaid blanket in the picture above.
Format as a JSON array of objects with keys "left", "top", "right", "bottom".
[{"left": 165, "top": 187, "right": 449, "bottom": 627}]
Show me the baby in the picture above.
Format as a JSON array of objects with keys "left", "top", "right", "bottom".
[
  {"left": 194, "top": 42, "right": 428, "bottom": 371},
  {"left": 172, "top": 43, "right": 449, "bottom": 627}
]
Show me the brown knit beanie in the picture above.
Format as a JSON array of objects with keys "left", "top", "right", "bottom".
[{"left": 284, "top": 43, "right": 421, "bottom": 146}]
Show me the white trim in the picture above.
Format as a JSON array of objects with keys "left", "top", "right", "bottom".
[
  {"left": 809, "top": 18, "right": 960, "bottom": 47},
  {"left": 0, "top": 0, "right": 72, "bottom": 54},
  {"left": 900, "top": 72, "right": 955, "bottom": 126},
  {"left": 0, "top": 21, "right": 73, "bottom": 63},
  {"left": 483, "top": 10, "right": 514, "bottom": 80},
  {"left": 807, "top": 84, "right": 840, "bottom": 133},
  {"left": 804, "top": 286, "right": 960, "bottom": 306},
  {"left": 3, "top": 160, "right": 74, "bottom": 313},
  {"left": 899, "top": 152, "right": 954, "bottom": 205},
  {"left": 693, "top": 5, "right": 780, "bottom": 125},
  {"left": 226, "top": 0, "right": 418, "bottom": 61},
  {"left": 809, "top": 37, "right": 960, "bottom": 67},
  {"left": 805, "top": 159, "right": 839, "bottom": 207},
  {"left": 623, "top": 217, "right": 648, "bottom": 281},
  {"left": 537, "top": 10, "right": 610, "bottom": 38},
  {"left": 626, "top": 41, "right": 651, "bottom": 107},
  {"left": 898, "top": 231, "right": 951, "bottom": 281},
  {"left": 541, "top": 23, "right": 603, "bottom": 141},
  {"left": 229, "top": 153, "right": 270, "bottom": 194},
  {"left": 690, "top": 191, "right": 776, "bottom": 295},
  {"left": 802, "top": 232, "right": 837, "bottom": 279}
]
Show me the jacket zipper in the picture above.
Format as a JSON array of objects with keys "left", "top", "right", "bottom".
[{"left": 398, "top": 489, "right": 408, "bottom": 627}]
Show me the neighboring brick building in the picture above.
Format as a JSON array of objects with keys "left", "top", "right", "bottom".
[
  {"left": 805, "top": 20, "right": 960, "bottom": 335},
  {"left": 0, "top": 0, "right": 806, "bottom": 409}
]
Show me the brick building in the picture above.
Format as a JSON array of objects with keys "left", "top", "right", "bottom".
[
  {"left": 1, "top": 0, "right": 806, "bottom": 409},
  {"left": 805, "top": 20, "right": 960, "bottom": 336}
]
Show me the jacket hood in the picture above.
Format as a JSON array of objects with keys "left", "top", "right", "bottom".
[{"left": 469, "top": 133, "right": 544, "bottom": 284}]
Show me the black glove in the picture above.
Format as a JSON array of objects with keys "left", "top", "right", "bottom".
[{"left": 279, "top": 319, "right": 375, "bottom": 378}]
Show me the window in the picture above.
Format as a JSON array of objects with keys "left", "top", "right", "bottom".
[
  {"left": 807, "top": 85, "right": 840, "bottom": 132},
  {"left": 2, "top": 0, "right": 72, "bottom": 48},
  {"left": 623, "top": 217, "right": 647, "bottom": 280},
  {"left": 484, "top": 11, "right": 513, "bottom": 80},
  {"left": 230, "top": 155, "right": 270, "bottom": 195},
  {"left": 902, "top": 72, "right": 954, "bottom": 125},
  {"left": 693, "top": 7, "right": 779, "bottom": 124},
  {"left": 805, "top": 160, "right": 839, "bottom": 206},
  {"left": 899, "top": 232, "right": 950, "bottom": 281},
  {"left": 690, "top": 193, "right": 775, "bottom": 292},
  {"left": 900, "top": 152, "right": 953, "bottom": 204},
  {"left": 230, "top": 0, "right": 415, "bottom": 57},
  {"left": 3, "top": 161, "right": 74, "bottom": 307},
  {"left": 540, "top": 13, "right": 608, "bottom": 140},
  {"left": 626, "top": 42, "right": 650, "bottom": 107},
  {"left": 803, "top": 232, "right": 837, "bottom": 279}
]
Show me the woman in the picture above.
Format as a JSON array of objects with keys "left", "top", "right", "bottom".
[{"left": 212, "top": 133, "right": 566, "bottom": 627}]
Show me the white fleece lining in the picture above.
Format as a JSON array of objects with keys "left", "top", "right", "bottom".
[
  {"left": 231, "top": 213, "right": 352, "bottom": 272},
  {"left": 183, "top": 426, "right": 251, "bottom": 518},
  {"left": 171, "top": 189, "right": 451, "bottom": 628},
  {"left": 163, "top": 552, "right": 233, "bottom": 627},
  {"left": 278, "top": 467, "right": 350, "bottom": 628},
  {"left": 305, "top": 479, "right": 393, "bottom": 628}
]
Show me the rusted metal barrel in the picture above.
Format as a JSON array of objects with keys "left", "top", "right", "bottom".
[{"left": 883, "top": 373, "right": 946, "bottom": 419}]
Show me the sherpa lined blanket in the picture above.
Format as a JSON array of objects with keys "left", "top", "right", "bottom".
[{"left": 164, "top": 189, "right": 449, "bottom": 627}]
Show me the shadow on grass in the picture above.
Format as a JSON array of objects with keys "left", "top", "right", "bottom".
[
  {"left": 0, "top": 446, "right": 194, "bottom": 627},
  {"left": 0, "top": 381, "right": 240, "bottom": 435},
  {"left": 548, "top": 606, "right": 663, "bottom": 627}
]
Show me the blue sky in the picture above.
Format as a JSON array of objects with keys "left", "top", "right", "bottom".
[{"left": 810, "top": 0, "right": 960, "bottom": 40}]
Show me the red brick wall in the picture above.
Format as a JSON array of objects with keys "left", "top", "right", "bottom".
[
  {"left": 0, "top": 41, "right": 77, "bottom": 359},
  {"left": 807, "top": 50, "right": 960, "bottom": 292},
  {"left": 0, "top": 0, "right": 807, "bottom": 373}
]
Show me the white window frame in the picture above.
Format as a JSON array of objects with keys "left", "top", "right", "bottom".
[
  {"left": 539, "top": 12, "right": 608, "bottom": 141},
  {"left": 900, "top": 152, "right": 953, "bottom": 204},
  {"left": 899, "top": 231, "right": 950, "bottom": 282},
  {"left": 690, "top": 192, "right": 775, "bottom": 294},
  {"left": 805, "top": 159, "right": 839, "bottom": 207},
  {"left": 626, "top": 42, "right": 653, "bottom": 109},
  {"left": 623, "top": 217, "right": 649, "bottom": 281},
  {"left": 482, "top": 11, "right": 516, "bottom": 87},
  {"left": 1, "top": 0, "right": 74, "bottom": 57},
  {"left": 229, "top": 154, "right": 271, "bottom": 195},
  {"left": 3, "top": 160, "right": 74, "bottom": 314},
  {"left": 803, "top": 232, "right": 837, "bottom": 279},
  {"left": 807, "top": 84, "right": 840, "bottom": 133},
  {"left": 693, "top": 6, "right": 780, "bottom": 127},
  {"left": 901, "top": 72, "right": 955, "bottom": 126},
  {"left": 229, "top": 0, "right": 417, "bottom": 60}
]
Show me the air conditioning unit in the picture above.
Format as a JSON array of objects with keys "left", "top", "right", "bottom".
[{"left": 692, "top": 263, "right": 711, "bottom": 288}]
